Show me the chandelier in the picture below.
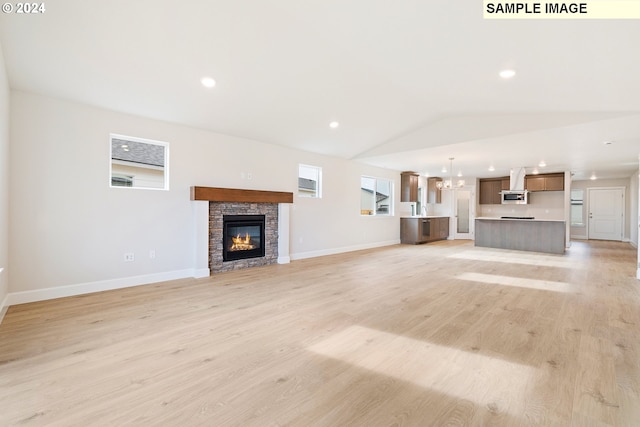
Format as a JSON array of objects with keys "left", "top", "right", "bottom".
[{"left": 435, "top": 157, "right": 465, "bottom": 190}]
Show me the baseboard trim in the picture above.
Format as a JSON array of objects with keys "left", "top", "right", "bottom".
[
  {"left": 277, "top": 256, "right": 291, "bottom": 264},
  {"left": 290, "top": 239, "right": 400, "bottom": 261},
  {"left": 192, "top": 268, "right": 211, "bottom": 278},
  {"left": 0, "top": 267, "right": 7, "bottom": 324},
  {"left": 6, "top": 269, "right": 200, "bottom": 306},
  {"left": 0, "top": 293, "right": 9, "bottom": 325}
]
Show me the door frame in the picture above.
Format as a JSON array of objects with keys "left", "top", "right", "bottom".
[{"left": 587, "top": 186, "right": 625, "bottom": 241}]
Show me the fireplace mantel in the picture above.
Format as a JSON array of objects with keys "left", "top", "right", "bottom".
[{"left": 190, "top": 186, "right": 293, "bottom": 204}]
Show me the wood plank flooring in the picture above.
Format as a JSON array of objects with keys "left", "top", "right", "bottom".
[{"left": 0, "top": 240, "right": 639, "bottom": 426}]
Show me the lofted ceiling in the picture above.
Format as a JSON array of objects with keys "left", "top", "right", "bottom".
[{"left": 1, "top": 1, "right": 639, "bottom": 181}]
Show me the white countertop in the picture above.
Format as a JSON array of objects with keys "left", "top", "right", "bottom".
[
  {"left": 476, "top": 217, "right": 565, "bottom": 223},
  {"left": 401, "top": 216, "right": 449, "bottom": 219}
]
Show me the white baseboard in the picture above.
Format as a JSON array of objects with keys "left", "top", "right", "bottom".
[
  {"left": 6, "top": 269, "right": 201, "bottom": 306},
  {"left": 290, "top": 239, "right": 400, "bottom": 261},
  {"left": 0, "top": 267, "right": 6, "bottom": 324},
  {"left": 192, "top": 268, "right": 211, "bottom": 278},
  {"left": 0, "top": 293, "right": 9, "bottom": 325},
  {"left": 277, "top": 256, "right": 291, "bottom": 264}
]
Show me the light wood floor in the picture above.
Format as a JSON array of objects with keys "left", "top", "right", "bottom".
[{"left": 1, "top": 240, "right": 639, "bottom": 426}]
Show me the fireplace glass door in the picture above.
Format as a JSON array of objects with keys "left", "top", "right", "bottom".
[{"left": 223, "top": 215, "right": 265, "bottom": 261}]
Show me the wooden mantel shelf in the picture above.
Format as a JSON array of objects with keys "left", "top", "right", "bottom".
[{"left": 190, "top": 186, "right": 293, "bottom": 204}]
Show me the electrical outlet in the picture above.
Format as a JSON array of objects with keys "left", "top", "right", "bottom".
[
  {"left": 149, "top": 250, "right": 156, "bottom": 259},
  {"left": 124, "top": 252, "right": 134, "bottom": 262}
]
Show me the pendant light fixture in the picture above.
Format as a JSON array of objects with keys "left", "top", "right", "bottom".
[{"left": 436, "top": 157, "right": 465, "bottom": 190}]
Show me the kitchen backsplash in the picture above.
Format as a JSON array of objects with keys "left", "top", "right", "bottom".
[{"left": 477, "top": 190, "right": 565, "bottom": 220}]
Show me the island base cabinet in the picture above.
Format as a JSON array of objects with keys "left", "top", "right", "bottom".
[
  {"left": 475, "top": 218, "right": 565, "bottom": 254},
  {"left": 401, "top": 217, "right": 449, "bottom": 244}
]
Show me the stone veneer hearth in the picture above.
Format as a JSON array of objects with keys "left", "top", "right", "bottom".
[{"left": 209, "top": 202, "right": 278, "bottom": 273}]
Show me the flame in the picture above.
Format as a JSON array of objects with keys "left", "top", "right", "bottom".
[{"left": 230, "top": 233, "right": 256, "bottom": 251}]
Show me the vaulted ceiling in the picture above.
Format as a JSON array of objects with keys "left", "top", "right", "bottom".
[{"left": 1, "top": 1, "right": 639, "bottom": 180}]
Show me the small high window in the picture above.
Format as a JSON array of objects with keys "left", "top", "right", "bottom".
[
  {"left": 298, "top": 164, "right": 322, "bottom": 198},
  {"left": 110, "top": 134, "right": 169, "bottom": 190},
  {"left": 361, "top": 176, "right": 393, "bottom": 216}
]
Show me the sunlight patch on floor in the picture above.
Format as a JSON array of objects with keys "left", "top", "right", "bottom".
[
  {"left": 456, "top": 272, "right": 576, "bottom": 293},
  {"left": 308, "top": 325, "right": 534, "bottom": 416},
  {"left": 449, "top": 250, "right": 575, "bottom": 269}
]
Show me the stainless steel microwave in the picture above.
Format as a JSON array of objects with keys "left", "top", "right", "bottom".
[{"left": 501, "top": 190, "right": 528, "bottom": 204}]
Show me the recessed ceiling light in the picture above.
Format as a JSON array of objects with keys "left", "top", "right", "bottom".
[
  {"left": 457, "top": 171, "right": 463, "bottom": 177},
  {"left": 538, "top": 161, "right": 546, "bottom": 168},
  {"left": 499, "top": 69, "right": 516, "bottom": 79},
  {"left": 488, "top": 165, "right": 495, "bottom": 172},
  {"left": 201, "top": 77, "right": 216, "bottom": 88},
  {"left": 532, "top": 168, "right": 539, "bottom": 175},
  {"left": 329, "top": 121, "right": 339, "bottom": 129},
  {"left": 590, "top": 174, "right": 597, "bottom": 180},
  {"left": 441, "top": 166, "right": 447, "bottom": 173}
]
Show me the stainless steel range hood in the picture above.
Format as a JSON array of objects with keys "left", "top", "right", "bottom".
[
  {"left": 508, "top": 167, "right": 527, "bottom": 191},
  {"left": 500, "top": 167, "right": 528, "bottom": 204}
]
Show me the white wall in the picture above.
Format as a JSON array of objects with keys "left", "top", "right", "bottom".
[
  {"left": 630, "top": 165, "right": 639, "bottom": 280},
  {"left": 630, "top": 169, "right": 639, "bottom": 248},
  {"left": 8, "top": 91, "right": 399, "bottom": 301},
  {"left": 635, "top": 165, "right": 640, "bottom": 280},
  {"left": 0, "top": 43, "right": 9, "bottom": 316}
]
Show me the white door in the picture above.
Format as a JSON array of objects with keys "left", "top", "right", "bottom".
[
  {"left": 454, "top": 188, "right": 474, "bottom": 239},
  {"left": 588, "top": 188, "right": 624, "bottom": 241}
]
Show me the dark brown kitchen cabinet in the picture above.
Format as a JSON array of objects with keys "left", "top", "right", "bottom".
[
  {"left": 544, "top": 174, "right": 565, "bottom": 191},
  {"left": 437, "top": 217, "right": 450, "bottom": 240},
  {"left": 525, "top": 173, "right": 564, "bottom": 191},
  {"left": 400, "top": 217, "right": 449, "bottom": 244},
  {"left": 401, "top": 172, "right": 419, "bottom": 202},
  {"left": 525, "top": 176, "right": 545, "bottom": 191},
  {"left": 479, "top": 178, "right": 505, "bottom": 205}
]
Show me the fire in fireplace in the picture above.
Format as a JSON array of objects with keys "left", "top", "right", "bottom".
[{"left": 223, "top": 215, "right": 265, "bottom": 261}]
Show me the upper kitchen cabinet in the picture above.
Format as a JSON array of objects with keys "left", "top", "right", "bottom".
[
  {"left": 427, "top": 177, "right": 442, "bottom": 204},
  {"left": 501, "top": 178, "right": 510, "bottom": 190},
  {"left": 525, "top": 173, "right": 564, "bottom": 191},
  {"left": 479, "top": 177, "right": 506, "bottom": 205},
  {"left": 401, "top": 172, "right": 419, "bottom": 202}
]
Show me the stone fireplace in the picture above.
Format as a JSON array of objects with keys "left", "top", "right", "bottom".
[
  {"left": 191, "top": 186, "right": 293, "bottom": 275},
  {"left": 210, "top": 202, "right": 277, "bottom": 272}
]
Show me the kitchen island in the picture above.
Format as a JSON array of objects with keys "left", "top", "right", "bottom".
[{"left": 475, "top": 217, "right": 566, "bottom": 254}]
